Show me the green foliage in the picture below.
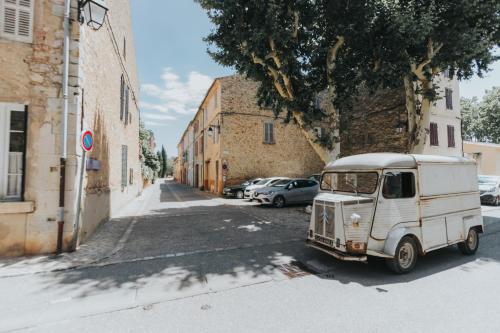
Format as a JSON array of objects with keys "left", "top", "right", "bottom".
[
  {"left": 160, "top": 146, "right": 168, "bottom": 178},
  {"left": 462, "top": 87, "right": 500, "bottom": 143},
  {"left": 196, "top": 0, "right": 500, "bottom": 145},
  {"left": 139, "top": 121, "right": 160, "bottom": 181}
]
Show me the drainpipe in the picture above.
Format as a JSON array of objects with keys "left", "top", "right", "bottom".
[{"left": 56, "top": 0, "right": 71, "bottom": 254}]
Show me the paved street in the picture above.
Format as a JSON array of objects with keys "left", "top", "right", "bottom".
[{"left": 1, "top": 180, "right": 500, "bottom": 332}]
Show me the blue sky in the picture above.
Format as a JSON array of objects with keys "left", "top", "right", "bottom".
[{"left": 131, "top": 1, "right": 499, "bottom": 157}]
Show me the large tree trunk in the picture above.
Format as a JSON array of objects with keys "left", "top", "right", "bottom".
[
  {"left": 292, "top": 111, "right": 337, "bottom": 164},
  {"left": 406, "top": 78, "right": 433, "bottom": 154}
]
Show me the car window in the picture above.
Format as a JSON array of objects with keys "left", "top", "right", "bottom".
[
  {"left": 256, "top": 178, "right": 269, "bottom": 185},
  {"left": 295, "top": 180, "right": 310, "bottom": 188},
  {"left": 272, "top": 179, "right": 290, "bottom": 187},
  {"left": 306, "top": 180, "right": 318, "bottom": 187},
  {"left": 268, "top": 179, "right": 283, "bottom": 186},
  {"left": 382, "top": 172, "right": 415, "bottom": 199}
]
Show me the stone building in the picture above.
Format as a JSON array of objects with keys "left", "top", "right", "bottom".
[
  {"left": 176, "top": 75, "right": 326, "bottom": 194},
  {"left": 0, "top": 0, "right": 141, "bottom": 256},
  {"left": 341, "top": 74, "right": 462, "bottom": 157},
  {"left": 464, "top": 141, "right": 500, "bottom": 176}
]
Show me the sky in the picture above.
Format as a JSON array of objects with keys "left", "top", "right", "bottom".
[{"left": 130, "top": 1, "right": 499, "bottom": 158}]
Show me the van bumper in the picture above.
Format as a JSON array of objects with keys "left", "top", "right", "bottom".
[{"left": 306, "top": 239, "right": 367, "bottom": 262}]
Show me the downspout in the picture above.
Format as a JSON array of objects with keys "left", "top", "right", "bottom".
[{"left": 57, "top": 0, "right": 71, "bottom": 254}]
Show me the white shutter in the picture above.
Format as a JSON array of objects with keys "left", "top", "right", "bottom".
[{"left": 1, "top": 0, "right": 33, "bottom": 43}]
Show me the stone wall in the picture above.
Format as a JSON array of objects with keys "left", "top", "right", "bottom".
[
  {"left": 340, "top": 88, "right": 409, "bottom": 157},
  {"left": 0, "top": 0, "right": 141, "bottom": 256},
  {"left": 219, "top": 76, "right": 325, "bottom": 187}
]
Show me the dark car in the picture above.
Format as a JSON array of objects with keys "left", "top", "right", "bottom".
[
  {"left": 223, "top": 178, "right": 262, "bottom": 199},
  {"left": 254, "top": 179, "right": 319, "bottom": 208}
]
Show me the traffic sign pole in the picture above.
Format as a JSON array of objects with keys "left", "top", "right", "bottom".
[{"left": 72, "top": 130, "right": 94, "bottom": 250}]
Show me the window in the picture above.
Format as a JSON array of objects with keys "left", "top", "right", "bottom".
[
  {"left": 445, "top": 88, "right": 453, "bottom": 110},
  {"left": 129, "top": 168, "right": 133, "bottom": 185},
  {"left": 121, "top": 145, "right": 128, "bottom": 187},
  {"left": 123, "top": 37, "right": 126, "bottom": 60},
  {"left": 1, "top": 0, "right": 34, "bottom": 43},
  {"left": 120, "top": 75, "right": 130, "bottom": 124},
  {"left": 430, "top": 122, "right": 439, "bottom": 146},
  {"left": 263, "top": 122, "right": 274, "bottom": 144},
  {"left": 321, "top": 172, "right": 378, "bottom": 194},
  {"left": 314, "top": 127, "right": 325, "bottom": 138},
  {"left": 382, "top": 172, "right": 415, "bottom": 199},
  {"left": 120, "top": 75, "right": 125, "bottom": 121},
  {"left": 0, "top": 103, "right": 26, "bottom": 201},
  {"left": 447, "top": 125, "right": 455, "bottom": 147}
]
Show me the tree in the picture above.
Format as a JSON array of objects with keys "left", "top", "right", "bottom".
[
  {"left": 197, "top": 0, "right": 500, "bottom": 160},
  {"left": 161, "top": 146, "right": 168, "bottom": 178},
  {"left": 156, "top": 151, "right": 163, "bottom": 177},
  {"left": 462, "top": 87, "right": 500, "bottom": 143},
  {"left": 139, "top": 121, "right": 160, "bottom": 182}
]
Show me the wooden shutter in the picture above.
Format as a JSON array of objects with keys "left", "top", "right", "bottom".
[
  {"left": 445, "top": 88, "right": 453, "bottom": 110},
  {"left": 2, "top": 0, "right": 33, "bottom": 43},
  {"left": 121, "top": 145, "right": 128, "bottom": 187},
  {"left": 264, "top": 122, "right": 274, "bottom": 143},
  {"left": 447, "top": 125, "right": 455, "bottom": 147},
  {"left": 430, "top": 122, "right": 439, "bottom": 146},
  {"left": 120, "top": 75, "right": 124, "bottom": 120},
  {"left": 124, "top": 85, "right": 129, "bottom": 125}
]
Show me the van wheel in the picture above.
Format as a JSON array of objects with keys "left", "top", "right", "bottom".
[
  {"left": 273, "top": 196, "right": 286, "bottom": 208},
  {"left": 458, "top": 228, "right": 479, "bottom": 255},
  {"left": 386, "top": 236, "right": 418, "bottom": 274},
  {"left": 236, "top": 190, "right": 244, "bottom": 199}
]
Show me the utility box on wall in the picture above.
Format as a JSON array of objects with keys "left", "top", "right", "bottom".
[{"left": 86, "top": 158, "right": 101, "bottom": 171}]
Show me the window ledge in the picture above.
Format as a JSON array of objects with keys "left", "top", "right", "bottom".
[{"left": 0, "top": 201, "right": 35, "bottom": 214}]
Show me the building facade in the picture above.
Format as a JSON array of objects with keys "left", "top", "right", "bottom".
[
  {"left": 176, "top": 75, "right": 326, "bottom": 194},
  {"left": 0, "top": 0, "right": 141, "bottom": 256},
  {"left": 464, "top": 141, "right": 500, "bottom": 176}
]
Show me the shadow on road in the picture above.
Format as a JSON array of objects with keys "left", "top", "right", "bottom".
[{"left": 32, "top": 204, "right": 500, "bottom": 300}]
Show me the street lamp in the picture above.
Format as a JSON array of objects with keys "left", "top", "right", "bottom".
[{"left": 78, "top": 0, "right": 109, "bottom": 30}]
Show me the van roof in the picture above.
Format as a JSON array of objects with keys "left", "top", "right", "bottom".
[{"left": 325, "top": 153, "right": 474, "bottom": 171}]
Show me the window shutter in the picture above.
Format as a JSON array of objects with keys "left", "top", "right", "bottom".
[
  {"left": 120, "top": 75, "right": 124, "bottom": 120},
  {"left": 430, "top": 122, "right": 439, "bottom": 146},
  {"left": 121, "top": 145, "right": 128, "bottom": 187},
  {"left": 124, "top": 85, "right": 129, "bottom": 125},
  {"left": 447, "top": 125, "right": 455, "bottom": 147},
  {"left": 2, "top": 0, "right": 33, "bottom": 43},
  {"left": 269, "top": 123, "right": 274, "bottom": 143},
  {"left": 445, "top": 88, "right": 453, "bottom": 110}
]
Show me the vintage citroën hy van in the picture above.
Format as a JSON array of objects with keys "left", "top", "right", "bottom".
[{"left": 306, "top": 153, "right": 484, "bottom": 273}]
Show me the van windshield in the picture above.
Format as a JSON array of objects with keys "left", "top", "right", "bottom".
[{"left": 321, "top": 172, "right": 378, "bottom": 194}]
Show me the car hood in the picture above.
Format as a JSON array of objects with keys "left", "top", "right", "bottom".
[{"left": 479, "top": 184, "right": 497, "bottom": 192}]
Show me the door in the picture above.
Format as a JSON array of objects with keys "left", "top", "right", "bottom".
[
  {"left": 301, "top": 180, "right": 319, "bottom": 203},
  {"left": 285, "top": 180, "right": 302, "bottom": 203},
  {"left": 371, "top": 170, "right": 419, "bottom": 240},
  {"left": 194, "top": 164, "right": 199, "bottom": 188}
]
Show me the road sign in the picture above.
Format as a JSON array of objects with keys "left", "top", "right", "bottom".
[{"left": 81, "top": 130, "right": 94, "bottom": 152}]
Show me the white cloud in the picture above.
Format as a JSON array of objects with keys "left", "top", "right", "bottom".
[
  {"left": 141, "top": 68, "right": 213, "bottom": 115},
  {"left": 142, "top": 112, "right": 177, "bottom": 121}
]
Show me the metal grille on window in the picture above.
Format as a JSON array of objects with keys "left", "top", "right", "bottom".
[{"left": 121, "top": 145, "right": 128, "bottom": 187}]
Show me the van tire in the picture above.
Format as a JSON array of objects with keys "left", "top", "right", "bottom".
[
  {"left": 458, "top": 228, "right": 479, "bottom": 255},
  {"left": 386, "top": 236, "right": 418, "bottom": 274},
  {"left": 273, "top": 196, "right": 286, "bottom": 208}
]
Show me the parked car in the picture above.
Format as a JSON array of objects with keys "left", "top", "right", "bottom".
[
  {"left": 309, "top": 174, "right": 321, "bottom": 182},
  {"left": 244, "top": 177, "right": 289, "bottom": 200},
  {"left": 478, "top": 175, "right": 500, "bottom": 206},
  {"left": 254, "top": 179, "right": 319, "bottom": 208},
  {"left": 307, "top": 153, "right": 483, "bottom": 274},
  {"left": 222, "top": 178, "right": 262, "bottom": 199}
]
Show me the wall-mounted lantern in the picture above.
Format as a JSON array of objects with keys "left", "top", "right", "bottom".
[{"left": 78, "top": 0, "right": 109, "bottom": 30}]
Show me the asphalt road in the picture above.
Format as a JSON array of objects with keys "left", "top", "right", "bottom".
[{"left": 1, "top": 180, "right": 500, "bottom": 332}]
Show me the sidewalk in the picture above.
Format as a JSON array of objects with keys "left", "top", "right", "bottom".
[{"left": 0, "top": 182, "right": 159, "bottom": 278}]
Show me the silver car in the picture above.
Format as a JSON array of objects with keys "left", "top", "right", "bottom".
[
  {"left": 478, "top": 175, "right": 500, "bottom": 205},
  {"left": 254, "top": 179, "right": 319, "bottom": 208}
]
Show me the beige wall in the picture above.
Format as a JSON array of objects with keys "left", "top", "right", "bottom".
[
  {"left": 464, "top": 142, "right": 500, "bottom": 176},
  {"left": 0, "top": 0, "right": 141, "bottom": 256}
]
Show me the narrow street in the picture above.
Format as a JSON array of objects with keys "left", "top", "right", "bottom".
[{"left": 1, "top": 180, "right": 500, "bottom": 332}]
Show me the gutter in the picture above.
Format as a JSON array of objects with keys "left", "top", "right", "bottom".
[{"left": 56, "top": 0, "right": 72, "bottom": 254}]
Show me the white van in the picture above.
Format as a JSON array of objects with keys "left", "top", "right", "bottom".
[{"left": 306, "top": 153, "right": 484, "bottom": 273}]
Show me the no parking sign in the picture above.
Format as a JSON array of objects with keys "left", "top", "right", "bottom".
[{"left": 81, "top": 130, "right": 94, "bottom": 152}]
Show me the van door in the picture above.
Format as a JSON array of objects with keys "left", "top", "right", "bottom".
[{"left": 371, "top": 170, "right": 419, "bottom": 240}]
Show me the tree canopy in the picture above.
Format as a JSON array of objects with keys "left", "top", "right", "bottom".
[
  {"left": 139, "top": 121, "right": 160, "bottom": 182},
  {"left": 462, "top": 87, "right": 500, "bottom": 143},
  {"left": 197, "top": 0, "right": 500, "bottom": 160}
]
